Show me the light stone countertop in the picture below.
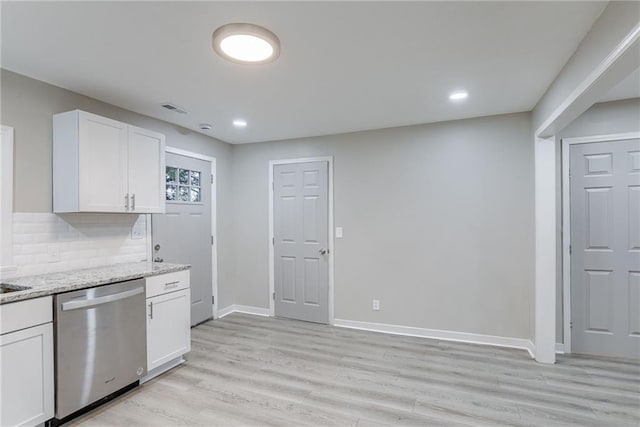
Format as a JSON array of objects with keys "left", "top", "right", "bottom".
[{"left": 0, "top": 262, "right": 190, "bottom": 305}]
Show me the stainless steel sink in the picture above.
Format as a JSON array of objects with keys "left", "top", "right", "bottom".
[{"left": 0, "top": 284, "right": 30, "bottom": 294}]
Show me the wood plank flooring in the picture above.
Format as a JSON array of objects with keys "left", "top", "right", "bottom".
[{"left": 69, "top": 313, "right": 640, "bottom": 426}]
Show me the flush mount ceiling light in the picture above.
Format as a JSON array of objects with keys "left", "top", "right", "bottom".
[
  {"left": 212, "top": 23, "right": 280, "bottom": 64},
  {"left": 233, "top": 119, "right": 247, "bottom": 128},
  {"left": 449, "top": 91, "right": 469, "bottom": 101}
]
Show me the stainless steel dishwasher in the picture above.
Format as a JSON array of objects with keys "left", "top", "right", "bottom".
[{"left": 54, "top": 278, "right": 147, "bottom": 421}]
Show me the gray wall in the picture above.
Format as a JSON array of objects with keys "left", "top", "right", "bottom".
[
  {"left": 555, "top": 98, "right": 640, "bottom": 342},
  {"left": 231, "top": 113, "right": 535, "bottom": 340},
  {"left": 0, "top": 70, "right": 236, "bottom": 307}
]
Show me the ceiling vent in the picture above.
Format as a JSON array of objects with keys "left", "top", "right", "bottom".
[{"left": 161, "top": 103, "right": 188, "bottom": 114}]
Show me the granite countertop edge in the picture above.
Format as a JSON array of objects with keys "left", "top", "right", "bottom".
[{"left": 0, "top": 262, "right": 191, "bottom": 305}]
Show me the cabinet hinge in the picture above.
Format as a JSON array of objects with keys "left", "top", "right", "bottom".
[
  {"left": 212, "top": 296, "right": 215, "bottom": 305},
  {"left": 211, "top": 235, "right": 214, "bottom": 245},
  {"left": 272, "top": 292, "right": 275, "bottom": 301},
  {"left": 211, "top": 174, "right": 214, "bottom": 184},
  {"left": 569, "top": 245, "right": 572, "bottom": 255},
  {"left": 570, "top": 321, "right": 573, "bottom": 329}
]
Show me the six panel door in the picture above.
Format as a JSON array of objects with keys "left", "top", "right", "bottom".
[
  {"left": 570, "top": 139, "right": 640, "bottom": 359},
  {"left": 274, "top": 161, "right": 329, "bottom": 324}
]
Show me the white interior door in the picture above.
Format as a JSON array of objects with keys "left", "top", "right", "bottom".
[
  {"left": 153, "top": 153, "right": 213, "bottom": 326},
  {"left": 570, "top": 138, "right": 640, "bottom": 359},
  {"left": 273, "top": 161, "right": 329, "bottom": 324}
]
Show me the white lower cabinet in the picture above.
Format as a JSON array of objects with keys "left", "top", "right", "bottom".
[
  {"left": 144, "top": 270, "right": 191, "bottom": 379},
  {"left": 0, "top": 297, "right": 54, "bottom": 427}
]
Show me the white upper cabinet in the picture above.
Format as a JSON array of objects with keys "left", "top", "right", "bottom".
[
  {"left": 128, "top": 126, "right": 165, "bottom": 213},
  {"left": 53, "top": 110, "right": 165, "bottom": 213}
]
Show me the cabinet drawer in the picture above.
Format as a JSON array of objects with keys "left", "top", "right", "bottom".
[
  {"left": 0, "top": 296, "right": 53, "bottom": 335},
  {"left": 146, "top": 270, "right": 190, "bottom": 298}
]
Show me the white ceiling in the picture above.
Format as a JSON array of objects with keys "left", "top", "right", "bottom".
[
  {"left": 598, "top": 67, "right": 640, "bottom": 103},
  {"left": 1, "top": 1, "right": 607, "bottom": 144}
]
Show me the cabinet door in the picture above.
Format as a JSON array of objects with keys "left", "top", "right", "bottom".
[
  {"left": 0, "top": 323, "right": 54, "bottom": 427},
  {"left": 128, "top": 126, "right": 165, "bottom": 213},
  {"left": 78, "top": 111, "right": 128, "bottom": 212},
  {"left": 147, "top": 289, "right": 190, "bottom": 371}
]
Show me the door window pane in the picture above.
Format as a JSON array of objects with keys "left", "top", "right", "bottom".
[
  {"left": 166, "top": 165, "right": 204, "bottom": 203},
  {"left": 166, "top": 185, "right": 177, "bottom": 201},
  {"left": 191, "top": 171, "right": 201, "bottom": 186},
  {"left": 166, "top": 167, "right": 177, "bottom": 183},
  {"left": 179, "top": 169, "right": 190, "bottom": 184},
  {"left": 178, "top": 186, "right": 189, "bottom": 201},
  {"left": 190, "top": 187, "right": 201, "bottom": 202}
]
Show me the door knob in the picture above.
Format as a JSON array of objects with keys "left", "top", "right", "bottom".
[
  {"left": 154, "top": 257, "right": 164, "bottom": 263},
  {"left": 154, "top": 244, "right": 161, "bottom": 251},
  {"left": 319, "top": 248, "right": 327, "bottom": 255}
]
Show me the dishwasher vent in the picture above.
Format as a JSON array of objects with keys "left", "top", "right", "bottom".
[{"left": 161, "top": 103, "right": 188, "bottom": 114}]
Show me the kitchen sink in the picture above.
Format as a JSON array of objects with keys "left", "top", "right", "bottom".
[{"left": 0, "top": 284, "right": 30, "bottom": 294}]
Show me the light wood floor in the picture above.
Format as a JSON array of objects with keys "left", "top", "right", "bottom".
[{"left": 70, "top": 313, "right": 640, "bottom": 426}]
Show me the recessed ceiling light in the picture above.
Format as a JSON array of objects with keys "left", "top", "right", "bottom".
[
  {"left": 449, "top": 91, "right": 469, "bottom": 101},
  {"left": 233, "top": 119, "right": 247, "bottom": 128},
  {"left": 212, "top": 23, "right": 280, "bottom": 64}
]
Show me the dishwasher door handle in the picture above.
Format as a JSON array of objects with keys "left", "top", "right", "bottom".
[{"left": 61, "top": 287, "right": 144, "bottom": 311}]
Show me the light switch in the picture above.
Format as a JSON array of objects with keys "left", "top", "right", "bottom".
[
  {"left": 336, "top": 227, "right": 343, "bottom": 238},
  {"left": 131, "top": 227, "right": 144, "bottom": 240}
]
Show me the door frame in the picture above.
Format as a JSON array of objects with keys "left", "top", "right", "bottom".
[
  {"left": 560, "top": 131, "right": 640, "bottom": 354},
  {"left": 0, "top": 125, "right": 15, "bottom": 278},
  {"left": 268, "top": 156, "right": 335, "bottom": 324},
  {"left": 150, "top": 146, "right": 218, "bottom": 318}
]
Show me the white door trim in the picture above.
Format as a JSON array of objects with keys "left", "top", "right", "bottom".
[
  {"left": 534, "top": 135, "right": 557, "bottom": 364},
  {"left": 163, "top": 146, "right": 218, "bottom": 318},
  {"left": 560, "top": 131, "right": 640, "bottom": 354},
  {"left": 533, "top": 20, "right": 640, "bottom": 364},
  {"left": 268, "top": 156, "right": 335, "bottom": 324},
  {"left": 0, "top": 125, "right": 15, "bottom": 278}
]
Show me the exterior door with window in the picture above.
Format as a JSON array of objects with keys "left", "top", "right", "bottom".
[{"left": 153, "top": 153, "right": 213, "bottom": 326}]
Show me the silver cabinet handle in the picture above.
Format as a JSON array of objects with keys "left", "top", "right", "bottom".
[
  {"left": 61, "top": 287, "right": 144, "bottom": 311},
  {"left": 319, "top": 248, "right": 327, "bottom": 255},
  {"left": 148, "top": 301, "right": 153, "bottom": 319},
  {"left": 131, "top": 194, "right": 136, "bottom": 211},
  {"left": 124, "top": 194, "right": 129, "bottom": 211},
  {"left": 164, "top": 281, "right": 179, "bottom": 289}
]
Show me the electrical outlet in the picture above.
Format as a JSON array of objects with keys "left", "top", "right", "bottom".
[
  {"left": 47, "top": 244, "right": 60, "bottom": 263},
  {"left": 372, "top": 299, "right": 380, "bottom": 311},
  {"left": 336, "top": 227, "right": 343, "bottom": 238}
]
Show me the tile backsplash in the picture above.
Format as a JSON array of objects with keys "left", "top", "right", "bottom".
[{"left": 12, "top": 213, "right": 148, "bottom": 276}]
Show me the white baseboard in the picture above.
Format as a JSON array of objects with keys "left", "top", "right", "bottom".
[
  {"left": 555, "top": 342, "right": 566, "bottom": 354},
  {"left": 334, "top": 318, "right": 536, "bottom": 359},
  {"left": 140, "top": 356, "right": 185, "bottom": 384},
  {"left": 217, "top": 304, "right": 270, "bottom": 318}
]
